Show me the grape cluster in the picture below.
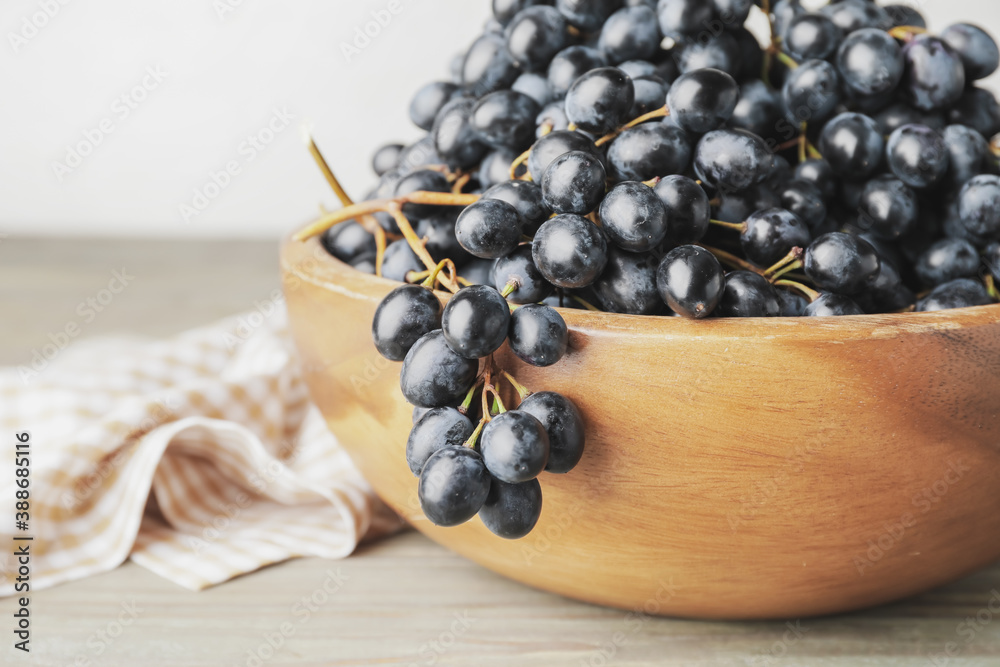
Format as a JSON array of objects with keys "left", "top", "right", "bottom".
[
  {"left": 371, "top": 274, "right": 584, "bottom": 538},
  {"left": 301, "top": 0, "right": 1000, "bottom": 536}
]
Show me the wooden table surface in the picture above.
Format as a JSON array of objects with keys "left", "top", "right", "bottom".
[{"left": 3, "top": 237, "right": 1000, "bottom": 666}]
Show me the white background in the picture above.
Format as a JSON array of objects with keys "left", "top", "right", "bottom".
[{"left": 0, "top": 0, "right": 998, "bottom": 239}]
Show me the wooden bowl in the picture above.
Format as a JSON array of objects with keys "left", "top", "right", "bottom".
[{"left": 281, "top": 231, "right": 1000, "bottom": 620}]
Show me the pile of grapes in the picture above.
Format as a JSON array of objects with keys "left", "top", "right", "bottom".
[{"left": 297, "top": 0, "right": 1000, "bottom": 537}]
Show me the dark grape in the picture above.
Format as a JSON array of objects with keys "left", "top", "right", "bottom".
[
  {"left": 442, "top": 284, "right": 512, "bottom": 359},
  {"left": 917, "top": 279, "right": 992, "bottom": 312},
  {"left": 518, "top": 391, "right": 585, "bottom": 473},
  {"left": 505, "top": 6, "right": 570, "bottom": 71},
  {"left": 715, "top": 271, "right": 781, "bottom": 317},
  {"left": 409, "top": 82, "right": 460, "bottom": 132},
  {"left": 372, "top": 143, "right": 404, "bottom": 176},
  {"left": 656, "top": 245, "right": 726, "bottom": 318},
  {"left": 629, "top": 75, "right": 670, "bottom": 119},
  {"left": 657, "top": 0, "right": 715, "bottom": 39},
  {"left": 730, "top": 80, "right": 783, "bottom": 139},
  {"left": 455, "top": 198, "right": 525, "bottom": 259},
  {"left": 482, "top": 180, "right": 552, "bottom": 234},
  {"left": 494, "top": 245, "right": 555, "bottom": 303},
  {"left": 380, "top": 240, "right": 424, "bottom": 282},
  {"left": 406, "top": 408, "right": 474, "bottom": 476},
  {"left": 509, "top": 303, "right": 569, "bottom": 366},
  {"left": 794, "top": 159, "right": 836, "bottom": 203},
  {"left": 900, "top": 35, "right": 966, "bottom": 112},
  {"left": 947, "top": 87, "right": 1000, "bottom": 139},
  {"left": 480, "top": 477, "right": 543, "bottom": 539},
  {"left": 857, "top": 175, "right": 917, "bottom": 240},
  {"left": 513, "top": 72, "right": 554, "bottom": 106},
  {"left": 804, "top": 293, "right": 864, "bottom": 317},
  {"left": 820, "top": 0, "right": 891, "bottom": 34},
  {"left": 433, "top": 98, "right": 490, "bottom": 170},
  {"left": 886, "top": 124, "right": 949, "bottom": 189},
  {"left": 462, "top": 33, "right": 521, "bottom": 95},
  {"left": 818, "top": 112, "right": 884, "bottom": 180},
  {"left": 674, "top": 33, "right": 741, "bottom": 77},
  {"left": 555, "top": 0, "right": 622, "bottom": 32},
  {"left": 419, "top": 446, "right": 491, "bottom": 527},
  {"left": 915, "top": 238, "right": 980, "bottom": 288},
  {"left": 606, "top": 123, "right": 691, "bottom": 183},
  {"left": 547, "top": 45, "right": 609, "bottom": 99},
  {"left": 322, "top": 221, "right": 376, "bottom": 263},
  {"left": 541, "top": 150, "right": 608, "bottom": 215},
  {"left": 472, "top": 91, "right": 542, "bottom": 150},
  {"left": 481, "top": 411, "right": 550, "bottom": 483},
  {"left": 532, "top": 214, "right": 609, "bottom": 287},
  {"left": 785, "top": 13, "right": 842, "bottom": 61},
  {"left": 400, "top": 331, "right": 479, "bottom": 408},
  {"left": 599, "top": 5, "right": 661, "bottom": 64},
  {"left": 693, "top": 129, "right": 772, "bottom": 192},
  {"left": 942, "top": 124, "right": 989, "bottom": 188},
  {"left": 836, "top": 28, "right": 903, "bottom": 96},
  {"left": 782, "top": 59, "right": 841, "bottom": 125},
  {"left": 666, "top": 68, "right": 739, "bottom": 134},
  {"left": 741, "top": 207, "right": 812, "bottom": 266},
  {"left": 372, "top": 285, "right": 442, "bottom": 361},
  {"left": 527, "top": 130, "right": 602, "bottom": 181},
  {"left": 599, "top": 181, "right": 668, "bottom": 252},
  {"left": 940, "top": 23, "right": 1000, "bottom": 81},
  {"left": 653, "top": 175, "right": 710, "bottom": 244},
  {"left": 564, "top": 67, "right": 636, "bottom": 135},
  {"left": 591, "top": 247, "right": 665, "bottom": 315},
  {"left": 804, "top": 232, "right": 880, "bottom": 295},
  {"left": 777, "top": 179, "right": 827, "bottom": 231}
]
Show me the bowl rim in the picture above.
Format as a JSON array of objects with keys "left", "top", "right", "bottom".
[{"left": 281, "top": 228, "right": 1000, "bottom": 343}]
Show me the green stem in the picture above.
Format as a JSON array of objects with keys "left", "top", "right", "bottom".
[
  {"left": 502, "top": 371, "right": 532, "bottom": 402},
  {"left": 709, "top": 219, "right": 747, "bottom": 233},
  {"left": 763, "top": 247, "right": 805, "bottom": 279},
  {"left": 774, "top": 279, "right": 820, "bottom": 303},
  {"left": 769, "top": 259, "right": 804, "bottom": 283},
  {"left": 463, "top": 418, "right": 488, "bottom": 450},
  {"left": 458, "top": 382, "right": 480, "bottom": 416},
  {"left": 570, "top": 295, "right": 601, "bottom": 312},
  {"left": 500, "top": 279, "right": 519, "bottom": 299},
  {"left": 774, "top": 50, "right": 799, "bottom": 70}
]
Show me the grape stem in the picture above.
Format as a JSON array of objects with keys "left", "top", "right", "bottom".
[
  {"left": 570, "top": 294, "right": 601, "bottom": 311},
  {"left": 452, "top": 172, "right": 472, "bottom": 194},
  {"left": 458, "top": 381, "right": 481, "bottom": 416},
  {"left": 642, "top": 176, "right": 662, "bottom": 188},
  {"left": 481, "top": 366, "right": 493, "bottom": 422},
  {"left": 774, "top": 279, "right": 820, "bottom": 302},
  {"left": 770, "top": 48, "right": 799, "bottom": 70},
  {"left": 373, "top": 226, "right": 386, "bottom": 277},
  {"left": 386, "top": 204, "right": 461, "bottom": 293},
  {"left": 500, "top": 279, "right": 519, "bottom": 299},
  {"left": 293, "top": 191, "right": 481, "bottom": 242},
  {"left": 490, "top": 388, "right": 507, "bottom": 415},
  {"left": 986, "top": 274, "right": 1000, "bottom": 302},
  {"left": 889, "top": 25, "right": 928, "bottom": 42},
  {"left": 763, "top": 247, "right": 805, "bottom": 281},
  {"left": 463, "top": 418, "right": 488, "bottom": 450},
  {"left": 305, "top": 132, "right": 389, "bottom": 241},
  {"left": 502, "top": 370, "right": 533, "bottom": 402},
  {"left": 594, "top": 106, "right": 670, "bottom": 147},
  {"left": 509, "top": 147, "right": 533, "bottom": 181},
  {"left": 709, "top": 219, "right": 747, "bottom": 233},
  {"left": 798, "top": 123, "right": 808, "bottom": 164},
  {"left": 696, "top": 243, "right": 764, "bottom": 275}
]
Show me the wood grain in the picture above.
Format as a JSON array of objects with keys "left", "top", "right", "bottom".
[{"left": 282, "top": 232, "right": 1000, "bottom": 620}]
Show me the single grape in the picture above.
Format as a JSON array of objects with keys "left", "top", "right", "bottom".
[
  {"left": 482, "top": 180, "right": 552, "bottom": 235},
  {"left": 406, "top": 408, "right": 474, "bottom": 476},
  {"left": 785, "top": 13, "right": 842, "bottom": 61},
  {"left": 409, "top": 82, "right": 460, "bottom": 132},
  {"left": 472, "top": 91, "right": 541, "bottom": 150},
  {"left": 455, "top": 199, "right": 525, "bottom": 259},
  {"left": 419, "top": 446, "right": 491, "bottom": 527},
  {"left": 481, "top": 411, "right": 550, "bottom": 484},
  {"left": 836, "top": 28, "right": 903, "bottom": 97},
  {"left": 547, "top": 45, "right": 609, "bottom": 99},
  {"left": 536, "top": 101, "right": 570, "bottom": 135},
  {"left": 873, "top": 102, "right": 944, "bottom": 135},
  {"left": 782, "top": 59, "right": 841, "bottom": 126},
  {"left": 715, "top": 271, "right": 781, "bottom": 318},
  {"left": 900, "top": 35, "right": 966, "bottom": 112},
  {"left": 494, "top": 245, "right": 555, "bottom": 304},
  {"left": 940, "top": 23, "right": 1000, "bottom": 81},
  {"left": 599, "top": 181, "right": 669, "bottom": 252},
  {"left": 555, "top": 0, "right": 621, "bottom": 32},
  {"left": 942, "top": 125, "right": 989, "bottom": 188},
  {"left": 674, "top": 33, "right": 741, "bottom": 77},
  {"left": 527, "top": 130, "right": 602, "bottom": 182},
  {"left": 957, "top": 175, "right": 1000, "bottom": 240},
  {"left": 479, "top": 148, "right": 520, "bottom": 189},
  {"left": 433, "top": 98, "right": 490, "bottom": 170},
  {"left": 777, "top": 180, "right": 827, "bottom": 231},
  {"left": 372, "top": 143, "right": 404, "bottom": 177},
  {"left": 817, "top": 112, "right": 884, "bottom": 180},
  {"left": 917, "top": 279, "right": 993, "bottom": 312},
  {"left": 656, "top": 245, "right": 726, "bottom": 318},
  {"left": 852, "top": 259, "right": 915, "bottom": 314},
  {"left": 629, "top": 75, "right": 670, "bottom": 119},
  {"left": 606, "top": 123, "right": 691, "bottom": 183},
  {"left": 666, "top": 68, "right": 739, "bottom": 134},
  {"left": 947, "top": 87, "right": 1000, "bottom": 139},
  {"left": 820, "top": 0, "right": 891, "bottom": 34},
  {"left": 886, "top": 124, "right": 949, "bottom": 189},
  {"left": 713, "top": 0, "right": 752, "bottom": 25},
  {"left": 858, "top": 175, "right": 917, "bottom": 240},
  {"left": 794, "top": 159, "right": 836, "bottom": 203},
  {"left": 442, "top": 284, "right": 512, "bottom": 359},
  {"left": 804, "top": 232, "right": 880, "bottom": 295},
  {"left": 321, "top": 221, "right": 376, "bottom": 264},
  {"left": 804, "top": 293, "right": 864, "bottom": 317},
  {"left": 564, "top": 67, "right": 636, "bottom": 135},
  {"left": 599, "top": 5, "right": 661, "bottom": 64},
  {"left": 693, "top": 129, "right": 772, "bottom": 192},
  {"left": 400, "top": 331, "right": 479, "bottom": 408},
  {"left": 915, "top": 238, "right": 981, "bottom": 288},
  {"left": 505, "top": 6, "right": 569, "bottom": 71},
  {"left": 884, "top": 4, "right": 925, "bottom": 29},
  {"left": 532, "top": 214, "right": 609, "bottom": 288},
  {"left": 518, "top": 391, "right": 585, "bottom": 474},
  {"left": 493, "top": 0, "right": 549, "bottom": 25},
  {"left": 509, "top": 303, "right": 569, "bottom": 366},
  {"left": 541, "top": 150, "right": 607, "bottom": 215},
  {"left": 380, "top": 240, "right": 423, "bottom": 282},
  {"left": 372, "top": 285, "right": 442, "bottom": 361},
  {"left": 479, "top": 478, "right": 543, "bottom": 539},
  {"left": 461, "top": 33, "right": 521, "bottom": 95},
  {"left": 777, "top": 289, "right": 809, "bottom": 316},
  {"left": 653, "top": 175, "right": 710, "bottom": 244},
  {"left": 657, "top": 0, "right": 716, "bottom": 40},
  {"left": 513, "top": 72, "right": 554, "bottom": 107},
  {"left": 591, "top": 247, "right": 665, "bottom": 315},
  {"left": 461, "top": 258, "right": 496, "bottom": 286},
  {"left": 772, "top": 0, "right": 806, "bottom": 40},
  {"left": 741, "top": 208, "right": 812, "bottom": 266},
  {"left": 730, "top": 80, "right": 783, "bottom": 139}
]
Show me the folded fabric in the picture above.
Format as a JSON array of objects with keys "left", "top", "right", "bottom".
[{"left": 0, "top": 307, "right": 401, "bottom": 594}]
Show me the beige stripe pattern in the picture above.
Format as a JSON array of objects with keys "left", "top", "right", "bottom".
[{"left": 0, "top": 309, "right": 401, "bottom": 595}]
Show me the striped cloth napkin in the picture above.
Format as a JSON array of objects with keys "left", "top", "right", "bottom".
[{"left": 0, "top": 307, "right": 401, "bottom": 594}]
